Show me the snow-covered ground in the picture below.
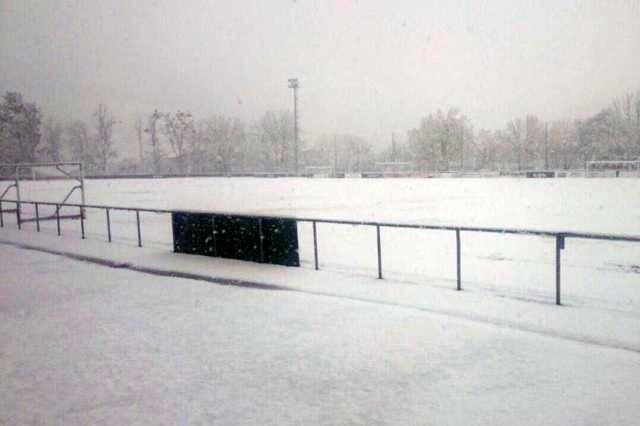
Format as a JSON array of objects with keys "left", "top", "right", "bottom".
[
  {"left": 2, "top": 245, "right": 640, "bottom": 425},
  {"left": 1, "top": 177, "right": 640, "bottom": 424},
  {"left": 5, "top": 177, "right": 640, "bottom": 309}
]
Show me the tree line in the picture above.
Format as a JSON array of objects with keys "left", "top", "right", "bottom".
[
  {"left": 1, "top": 90, "right": 639, "bottom": 175},
  {"left": 400, "top": 91, "right": 640, "bottom": 172}
]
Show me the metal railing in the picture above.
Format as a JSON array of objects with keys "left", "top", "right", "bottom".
[{"left": 2, "top": 198, "right": 640, "bottom": 306}]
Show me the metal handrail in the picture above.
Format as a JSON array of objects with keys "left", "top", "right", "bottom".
[
  {"left": 2, "top": 198, "right": 640, "bottom": 242},
  {"left": 0, "top": 162, "right": 82, "bottom": 168},
  {"left": 1, "top": 197, "right": 640, "bottom": 306}
]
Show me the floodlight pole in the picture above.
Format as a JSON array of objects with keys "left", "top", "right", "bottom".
[{"left": 288, "top": 78, "right": 299, "bottom": 175}]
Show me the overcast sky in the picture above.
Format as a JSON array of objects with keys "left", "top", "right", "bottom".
[{"left": 2, "top": 0, "right": 639, "bottom": 155}]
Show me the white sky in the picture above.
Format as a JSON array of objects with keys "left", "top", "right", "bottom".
[{"left": 1, "top": 0, "right": 639, "bottom": 154}]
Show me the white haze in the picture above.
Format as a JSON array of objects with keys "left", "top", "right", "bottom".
[{"left": 1, "top": 0, "right": 640, "bottom": 155}]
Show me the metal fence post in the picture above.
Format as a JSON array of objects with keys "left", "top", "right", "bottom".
[
  {"left": 136, "top": 210, "right": 142, "bottom": 247},
  {"left": 15, "top": 166, "right": 21, "bottom": 229},
  {"left": 35, "top": 203, "right": 40, "bottom": 232},
  {"left": 555, "top": 234, "right": 564, "bottom": 305},
  {"left": 456, "top": 229, "right": 462, "bottom": 291},
  {"left": 79, "top": 162, "right": 86, "bottom": 220},
  {"left": 56, "top": 204, "right": 61, "bottom": 236},
  {"left": 376, "top": 225, "right": 382, "bottom": 279},
  {"left": 0, "top": 200, "right": 3, "bottom": 228},
  {"left": 312, "top": 221, "right": 319, "bottom": 270},
  {"left": 80, "top": 206, "right": 85, "bottom": 239},
  {"left": 106, "top": 209, "right": 112, "bottom": 242}
]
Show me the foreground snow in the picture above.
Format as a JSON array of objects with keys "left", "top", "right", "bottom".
[{"left": 1, "top": 245, "right": 640, "bottom": 425}]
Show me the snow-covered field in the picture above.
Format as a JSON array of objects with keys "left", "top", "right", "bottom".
[
  {"left": 2, "top": 177, "right": 640, "bottom": 424},
  {"left": 2, "top": 245, "right": 640, "bottom": 425},
  {"left": 7, "top": 177, "right": 640, "bottom": 309}
]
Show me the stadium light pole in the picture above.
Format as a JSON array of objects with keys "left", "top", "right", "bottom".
[{"left": 288, "top": 78, "right": 299, "bottom": 175}]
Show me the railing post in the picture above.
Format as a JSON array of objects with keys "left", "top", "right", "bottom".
[
  {"left": 456, "top": 229, "right": 462, "bottom": 291},
  {"left": 15, "top": 166, "right": 21, "bottom": 228},
  {"left": 312, "top": 221, "right": 319, "bottom": 270},
  {"left": 56, "top": 204, "right": 61, "bottom": 236},
  {"left": 35, "top": 203, "right": 40, "bottom": 232},
  {"left": 136, "top": 210, "right": 142, "bottom": 247},
  {"left": 106, "top": 209, "right": 112, "bottom": 242},
  {"left": 376, "top": 225, "right": 382, "bottom": 279},
  {"left": 0, "top": 200, "right": 3, "bottom": 228},
  {"left": 79, "top": 162, "right": 86, "bottom": 220},
  {"left": 80, "top": 206, "right": 85, "bottom": 239},
  {"left": 555, "top": 234, "right": 565, "bottom": 306}
]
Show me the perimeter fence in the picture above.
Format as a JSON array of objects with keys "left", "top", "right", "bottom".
[{"left": 1, "top": 198, "right": 639, "bottom": 306}]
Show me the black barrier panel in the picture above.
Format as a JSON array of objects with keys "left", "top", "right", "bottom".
[
  {"left": 362, "top": 171, "right": 384, "bottom": 178},
  {"left": 214, "top": 215, "right": 262, "bottom": 263},
  {"left": 526, "top": 171, "right": 555, "bottom": 178},
  {"left": 171, "top": 212, "right": 300, "bottom": 267},
  {"left": 262, "top": 218, "right": 300, "bottom": 266},
  {"left": 172, "top": 212, "right": 216, "bottom": 256}
]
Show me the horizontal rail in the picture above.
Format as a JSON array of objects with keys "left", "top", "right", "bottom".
[
  {"left": 0, "top": 162, "right": 82, "bottom": 168},
  {"left": 20, "top": 214, "right": 81, "bottom": 223},
  {"left": 2, "top": 198, "right": 640, "bottom": 243}
]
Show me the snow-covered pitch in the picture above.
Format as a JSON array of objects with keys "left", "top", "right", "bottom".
[{"left": 9, "top": 176, "right": 640, "bottom": 309}]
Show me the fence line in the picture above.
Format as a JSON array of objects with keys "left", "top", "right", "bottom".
[{"left": 2, "top": 198, "right": 640, "bottom": 306}]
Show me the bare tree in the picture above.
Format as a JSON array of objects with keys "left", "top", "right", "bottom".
[
  {"left": 257, "top": 111, "right": 294, "bottom": 171},
  {"left": 134, "top": 116, "right": 144, "bottom": 172},
  {"left": 199, "top": 115, "right": 246, "bottom": 174},
  {"left": 39, "top": 118, "right": 63, "bottom": 162},
  {"left": 67, "top": 121, "right": 93, "bottom": 168},
  {"left": 93, "top": 104, "right": 117, "bottom": 174},
  {"left": 506, "top": 118, "right": 525, "bottom": 170},
  {"left": 549, "top": 120, "right": 577, "bottom": 170},
  {"left": 144, "top": 110, "right": 162, "bottom": 174},
  {"left": 162, "top": 111, "right": 195, "bottom": 174},
  {"left": 408, "top": 109, "right": 470, "bottom": 171}
]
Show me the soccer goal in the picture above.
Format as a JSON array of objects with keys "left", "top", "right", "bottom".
[
  {"left": 305, "top": 165, "right": 335, "bottom": 178},
  {"left": 376, "top": 162, "right": 415, "bottom": 177},
  {"left": 585, "top": 160, "right": 640, "bottom": 177},
  {"left": 0, "top": 162, "right": 87, "bottom": 223}
]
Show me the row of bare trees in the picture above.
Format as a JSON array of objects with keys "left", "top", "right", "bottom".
[
  {"left": 0, "top": 91, "right": 302, "bottom": 176},
  {"left": 396, "top": 92, "right": 640, "bottom": 172},
  {"left": 133, "top": 109, "right": 298, "bottom": 175},
  {"left": 3, "top": 90, "right": 639, "bottom": 175}
]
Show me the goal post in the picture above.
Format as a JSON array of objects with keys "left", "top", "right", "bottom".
[
  {"left": 585, "top": 160, "right": 640, "bottom": 177},
  {"left": 375, "top": 161, "right": 415, "bottom": 177},
  {"left": 305, "top": 165, "right": 335, "bottom": 178},
  {"left": 0, "top": 162, "right": 86, "bottom": 222}
]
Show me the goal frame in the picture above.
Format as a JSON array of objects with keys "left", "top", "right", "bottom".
[
  {"left": 375, "top": 161, "right": 415, "bottom": 177},
  {"left": 0, "top": 162, "right": 86, "bottom": 221},
  {"left": 585, "top": 159, "right": 640, "bottom": 177},
  {"left": 305, "top": 165, "right": 335, "bottom": 177}
]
